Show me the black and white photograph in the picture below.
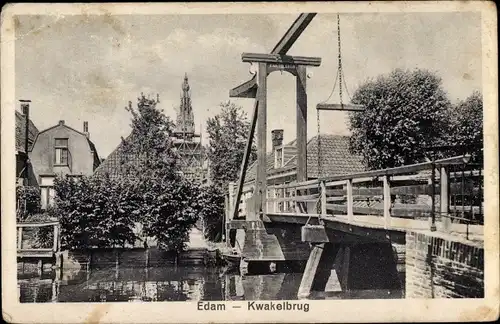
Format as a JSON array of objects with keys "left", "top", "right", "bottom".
[{"left": 1, "top": 2, "right": 498, "bottom": 323}]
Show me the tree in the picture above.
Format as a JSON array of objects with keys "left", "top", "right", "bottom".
[
  {"left": 445, "top": 91, "right": 483, "bottom": 163},
  {"left": 55, "top": 93, "right": 200, "bottom": 251},
  {"left": 205, "top": 102, "right": 256, "bottom": 241},
  {"left": 206, "top": 101, "right": 257, "bottom": 190},
  {"left": 120, "top": 93, "right": 178, "bottom": 180},
  {"left": 197, "top": 184, "right": 225, "bottom": 242},
  {"left": 54, "top": 175, "right": 139, "bottom": 249},
  {"left": 116, "top": 93, "right": 199, "bottom": 251},
  {"left": 348, "top": 68, "right": 452, "bottom": 169}
]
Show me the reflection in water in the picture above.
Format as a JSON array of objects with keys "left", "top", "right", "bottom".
[{"left": 18, "top": 263, "right": 403, "bottom": 302}]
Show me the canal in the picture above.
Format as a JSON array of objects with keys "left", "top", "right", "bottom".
[{"left": 19, "top": 263, "right": 403, "bottom": 302}]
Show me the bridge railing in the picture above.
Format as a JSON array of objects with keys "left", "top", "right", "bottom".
[
  {"left": 266, "top": 154, "right": 483, "bottom": 233},
  {"left": 267, "top": 179, "right": 323, "bottom": 216},
  {"left": 17, "top": 221, "right": 60, "bottom": 254}
]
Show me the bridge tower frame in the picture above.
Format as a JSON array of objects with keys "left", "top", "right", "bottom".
[{"left": 229, "top": 13, "right": 321, "bottom": 222}]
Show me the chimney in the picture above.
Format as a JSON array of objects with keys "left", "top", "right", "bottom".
[
  {"left": 271, "top": 129, "right": 284, "bottom": 150},
  {"left": 19, "top": 100, "right": 31, "bottom": 184},
  {"left": 83, "top": 121, "right": 90, "bottom": 138},
  {"left": 58, "top": 120, "right": 65, "bottom": 126}
]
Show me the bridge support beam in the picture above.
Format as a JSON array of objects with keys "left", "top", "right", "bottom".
[
  {"left": 296, "top": 65, "right": 308, "bottom": 182},
  {"left": 298, "top": 243, "right": 324, "bottom": 299},
  {"left": 253, "top": 63, "right": 268, "bottom": 221}
]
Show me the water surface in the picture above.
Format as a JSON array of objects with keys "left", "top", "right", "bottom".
[{"left": 18, "top": 264, "right": 403, "bottom": 302}]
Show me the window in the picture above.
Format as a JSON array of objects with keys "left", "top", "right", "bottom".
[
  {"left": 54, "top": 138, "right": 69, "bottom": 165},
  {"left": 40, "top": 176, "right": 55, "bottom": 209}
]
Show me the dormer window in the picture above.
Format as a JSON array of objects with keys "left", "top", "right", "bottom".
[{"left": 275, "top": 147, "right": 284, "bottom": 168}]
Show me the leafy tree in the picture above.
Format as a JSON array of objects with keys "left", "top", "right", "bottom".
[
  {"left": 348, "top": 68, "right": 452, "bottom": 169},
  {"left": 205, "top": 102, "right": 256, "bottom": 241},
  {"left": 54, "top": 175, "right": 139, "bottom": 249},
  {"left": 120, "top": 93, "right": 178, "bottom": 180},
  {"left": 445, "top": 91, "right": 483, "bottom": 163},
  {"left": 206, "top": 101, "right": 257, "bottom": 190},
  {"left": 197, "top": 184, "right": 225, "bottom": 242},
  {"left": 116, "top": 94, "right": 199, "bottom": 251}
]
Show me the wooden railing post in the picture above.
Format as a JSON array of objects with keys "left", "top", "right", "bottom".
[
  {"left": 53, "top": 224, "right": 59, "bottom": 252},
  {"left": 228, "top": 182, "right": 235, "bottom": 220},
  {"left": 17, "top": 226, "right": 23, "bottom": 250},
  {"left": 272, "top": 186, "right": 277, "bottom": 213},
  {"left": 383, "top": 175, "right": 391, "bottom": 229},
  {"left": 440, "top": 166, "right": 450, "bottom": 233},
  {"left": 346, "top": 179, "right": 353, "bottom": 222},
  {"left": 320, "top": 181, "right": 327, "bottom": 216}
]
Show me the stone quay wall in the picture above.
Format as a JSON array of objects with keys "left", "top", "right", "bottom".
[{"left": 405, "top": 231, "right": 484, "bottom": 298}]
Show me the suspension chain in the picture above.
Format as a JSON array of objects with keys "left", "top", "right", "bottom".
[
  {"left": 316, "top": 13, "right": 344, "bottom": 216},
  {"left": 337, "top": 14, "right": 344, "bottom": 108}
]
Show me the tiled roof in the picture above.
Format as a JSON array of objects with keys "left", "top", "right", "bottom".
[
  {"left": 94, "top": 136, "right": 137, "bottom": 180},
  {"left": 243, "top": 134, "right": 365, "bottom": 184},
  {"left": 15, "top": 111, "right": 39, "bottom": 153},
  {"left": 94, "top": 133, "right": 207, "bottom": 181},
  {"left": 306, "top": 135, "right": 365, "bottom": 178}
]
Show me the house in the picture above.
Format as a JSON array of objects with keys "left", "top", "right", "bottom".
[
  {"left": 15, "top": 106, "right": 39, "bottom": 186},
  {"left": 30, "top": 120, "right": 101, "bottom": 209},
  {"left": 236, "top": 129, "right": 365, "bottom": 216}
]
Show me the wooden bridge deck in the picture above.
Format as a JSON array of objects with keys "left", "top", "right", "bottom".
[
  {"left": 264, "top": 212, "right": 483, "bottom": 246},
  {"left": 326, "top": 214, "right": 483, "bottom": 240}
]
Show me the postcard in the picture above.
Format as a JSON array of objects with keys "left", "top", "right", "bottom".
[{"left": 1, "top": 1, "right": 498, "bottom": 323}]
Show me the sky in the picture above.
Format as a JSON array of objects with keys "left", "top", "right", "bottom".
[{"left": 15, "top": 12, "right": 482, "bottom": 158}]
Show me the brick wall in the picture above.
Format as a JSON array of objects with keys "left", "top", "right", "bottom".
[{"left": 405, "top": 231, "right": 484, "bottom": 298}]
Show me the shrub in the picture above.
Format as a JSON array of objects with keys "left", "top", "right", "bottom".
[{"left": 16, "top": 186, "right": 41, "bottom": 221}]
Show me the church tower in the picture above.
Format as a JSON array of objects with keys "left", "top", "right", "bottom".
[
  {"left": 172, "top": 73, "right": 208, "bottom": 183},
  {"left": 175, "top": 73, "right": 195, "bottom": 137}
]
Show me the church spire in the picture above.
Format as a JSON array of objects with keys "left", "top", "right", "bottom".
[
  {"left": 182, "top": 73, "right": 190, "bottom": 92},
  {"left": 176, "top": 73, "right": 195, "bottom": 135}
]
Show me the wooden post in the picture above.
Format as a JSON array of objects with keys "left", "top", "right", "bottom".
[
  {"left": 346, "top": 180, "right": 353, "bottom": 222},
  {"left": 228, "top": 182, "right": 235, "bottom": 220},
  {"left": 441, "top": 166, "right": 450, "bottom": 233},
  {"left": 430, "top": 162, "right": 437, "bottom": 231},
  {"left": 383, "top": 175, "right": 391, "bottom": 229},
  {"left": 341, "top": 246, "right": 351, "bottom": 290},
  {"left": 320, "top": 181, "right": 327, "bottom": 216},
  {"left": 275, "top": 187, "right": 279, "bottom": 213},
  {"left": 17, "top": 226, "right": 23, "bottom": 250},
  {"left": 296, "top": 65, "right": 307, "bottom": 182},
  {"left": 297, "top": 243, "right": 324, "bottom": 299},
  {"left": 53, "top": 224, "right": 59, "bottom": 252},
  {"left": 231, "top": 100, "right": 259, "bottom": 220},
  {"left": 254, "top": 62, "right": 268, "bottom": 221},
  {"left": 115, "top": 250, "right": 119, "bottom": 280},
  {"left": 51, "top": 280, "right": 57, "bottom": 302},
  {"left": 37, "top": 259, "right": 42, "bottom": 276}
]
